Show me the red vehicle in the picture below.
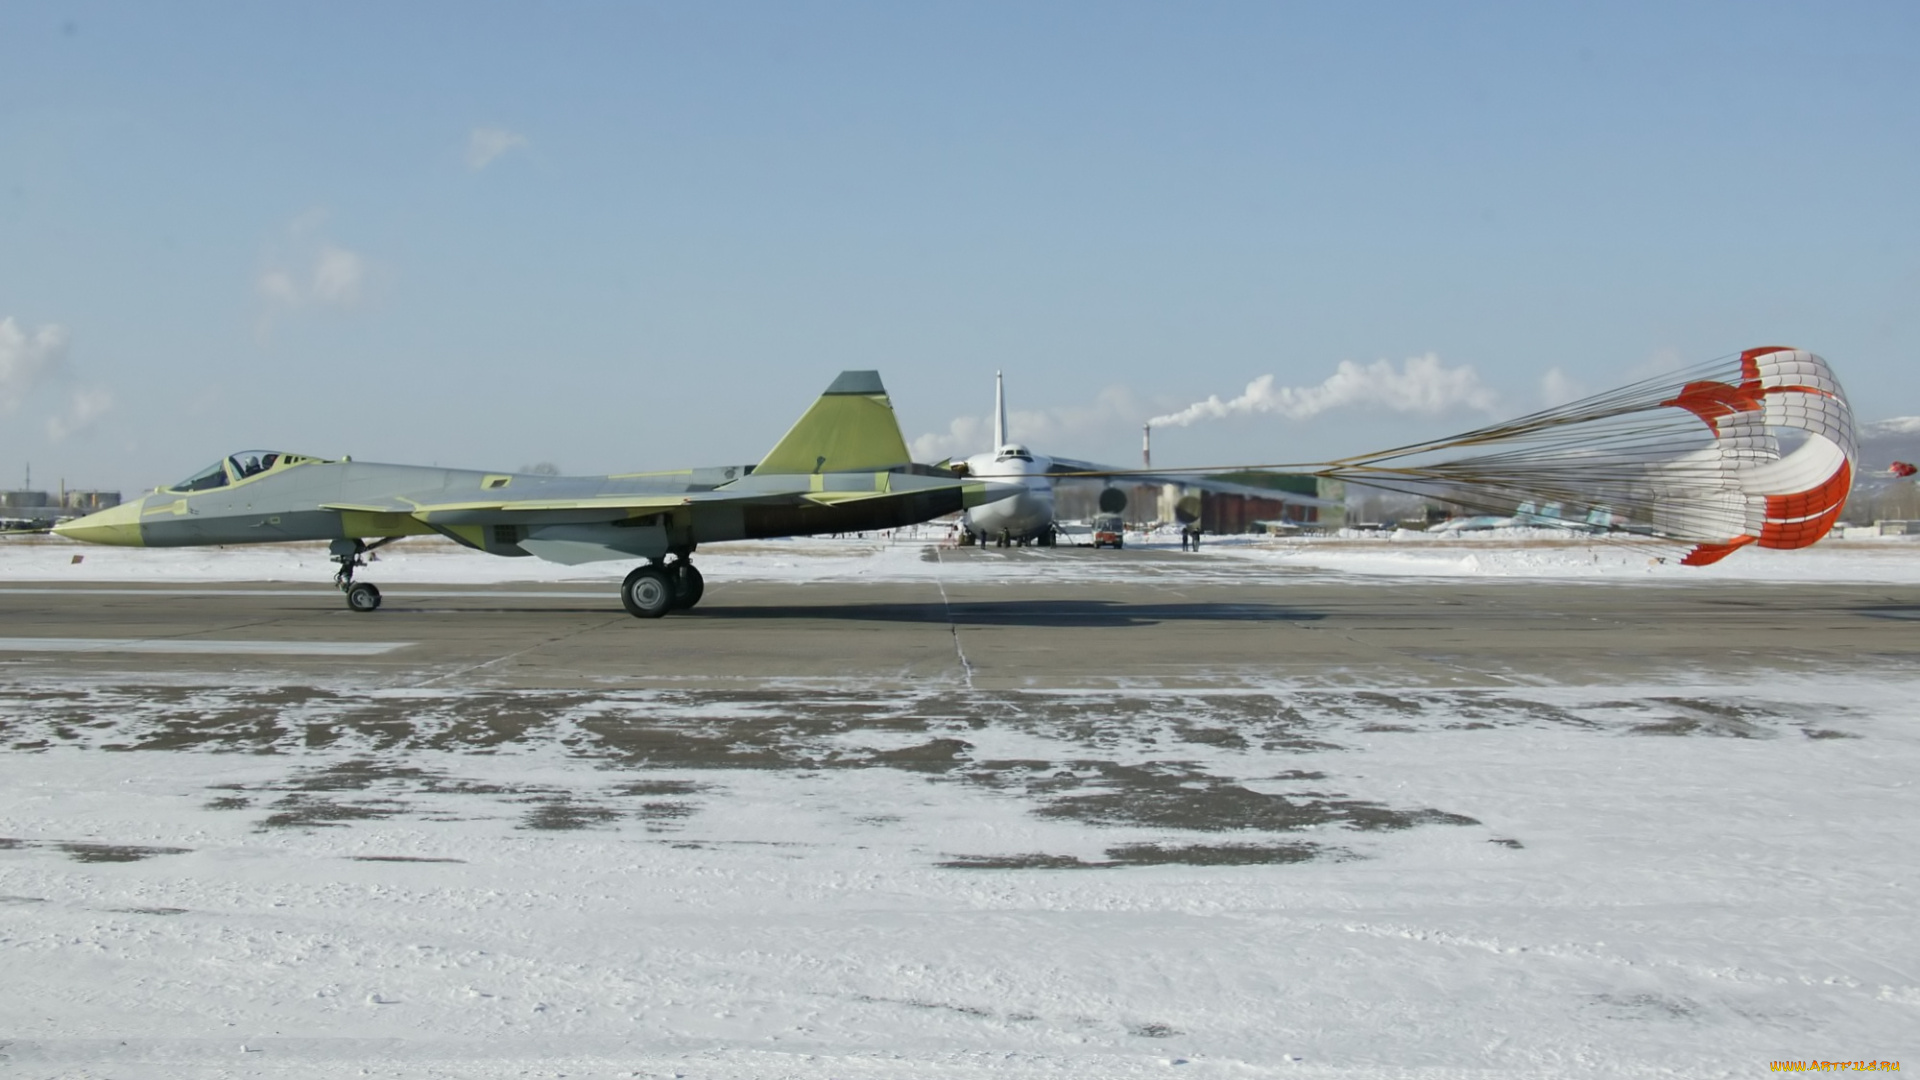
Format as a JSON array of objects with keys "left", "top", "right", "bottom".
[{"left": 1092, "top": 514, "right": 1125, "bottom": 549}]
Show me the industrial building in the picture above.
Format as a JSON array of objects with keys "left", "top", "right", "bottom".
[
  {"left": 1053, "top": 474, "right": 1345, "bottom": 534},
  {"left": 0, "top": 484, "right": 121, "bottom": 529}
]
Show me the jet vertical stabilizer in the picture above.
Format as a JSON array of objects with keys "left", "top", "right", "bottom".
[
  {"left": 994, "top": 370, "right": 1007, "bottom": 450},
  {"left": 754, "top": 370, "right": 914, "bottom": 475}
]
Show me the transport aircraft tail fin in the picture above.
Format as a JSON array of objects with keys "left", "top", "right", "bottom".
[
  {"left": 754, "top": 370, "right": 915, "bottom": 475},
  {"left": 994, "top": 370, "right": 1007, "bottom": 450}
]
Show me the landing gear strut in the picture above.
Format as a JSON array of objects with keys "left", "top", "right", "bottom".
[
  {"left": 331, "top": 537, "right": 402, "bottom": 613},
  {"left": 668, "top": 557, "right": 705, "bottom": 610},
  {"left": 621, "top": 554, "right": 704, "bottom": 619}
]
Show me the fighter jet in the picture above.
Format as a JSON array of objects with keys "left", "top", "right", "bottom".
[
  {"left": 54, "top": 371, "right": 1016, "bottom": 617},
  {"left": 1425, "top": 501, "right": 1615, "bottom": 534}
]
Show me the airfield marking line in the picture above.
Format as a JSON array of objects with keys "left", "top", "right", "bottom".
[
  {"left": 405, "top": 612, "right": 630, "bottom": 690},
  {"left": 9, "top": 583, "right": 423, "bottom": 658},
  {"left": 1260, "top": 597, "right": 1529, "bottom": 686},
  {"left": 929, "top": 549, "right": 974, "bottom": 690},
  {"left": 1136, "top": 576, "right": 1195, "bottom": 602},
  {"left": 0, "top": 586, "right": 615, "bottom": 599},
  {"left": 0, "top": 637, "right": 412, "bottom": 657},
  {"left": 158, "top": 604, "right": 345, "bottom": 652}
]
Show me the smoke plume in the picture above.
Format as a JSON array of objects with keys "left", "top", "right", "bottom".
[{"left": 1148, "top": 353, "right": 1497, "bottom": 428}]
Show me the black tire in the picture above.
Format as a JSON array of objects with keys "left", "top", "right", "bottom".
[
  {"left": 622, "top": 565, "right": 674, "bottom": 618},
  {"left": 670, "top": 563, "right": 705, "bottom": 610},
  {"left": 346, "top": 582, "right": 382, "bottom": 612}
]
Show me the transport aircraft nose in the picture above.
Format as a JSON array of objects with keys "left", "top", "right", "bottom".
[{"left": 53, "top": 497, "right": 147, "bottom": 546}]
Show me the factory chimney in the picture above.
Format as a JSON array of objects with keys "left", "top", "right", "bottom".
[{"left": 1142, "top": 423, "right": 1152, "bottom": 469}]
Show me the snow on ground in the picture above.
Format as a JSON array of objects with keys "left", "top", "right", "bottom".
[
  {"left": 5, "top": 525, "right": 1920, "bottom": 586},
  {"left": 3, "top": 676, "right": 1916, "bottom": 1079},
  {"left": 1216, "top": 530, "right": 1920, "bottom": 584}
]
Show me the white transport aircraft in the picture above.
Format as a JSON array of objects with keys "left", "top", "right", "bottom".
[
  {"left": 953, "top": 373, "right": 1339, "bottom": 547},
  {"left": 956, "top": 373, "right": 1061, "bottom": 546}
]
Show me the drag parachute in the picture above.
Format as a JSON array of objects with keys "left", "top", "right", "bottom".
[
  {"left": 1049, "top": 346, "right": 1860, "bottom": 566},
  {"left": 1304, "top": 347, "right": 1857, "bottom": 564}
]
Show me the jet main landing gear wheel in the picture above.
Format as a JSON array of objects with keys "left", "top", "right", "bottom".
[
  {"left": 621, "top": 565, "right": 674, "bottom": 618},
  {"left": 345, "top": 581, "right": 382, "bottom": 612}
]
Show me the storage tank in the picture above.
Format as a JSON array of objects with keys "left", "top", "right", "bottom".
[{"left": 62, "top": 490, "right": 122, "bottom": 510}]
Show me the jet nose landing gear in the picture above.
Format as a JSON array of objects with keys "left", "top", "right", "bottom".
[
  {"left": 345, "top": 581, "right": 382, "bottom": 612},
  {"left": 331, "top": 537, "right": 401, "bottom": 613}
]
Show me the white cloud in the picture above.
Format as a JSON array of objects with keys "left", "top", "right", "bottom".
[
  {"left": 310, "top": 245, "right": 365, "bottom": 306},
  {"left": 256, "top": 268, "right": 301, "bottom": 306},
  {"left": 257, "top": 244, "right": 365, "bottom": 311},
  {"left": 1540, "top": 366, "right": 1588, "bottom": 407},
  {"left": 0, "top": 317, "right": 71, "bottom": 412},
  {"left": 911, "top": 415, "right": 990, "bottom": 464},
  {"left": 47, "top": 385, "right": 114, "bottom": 442},
  {"left": 1863, "top": 416, "right": 1920, "bottom": 436},
  {"left": 256, "top": 213, "right": 370, "bottom": 336},
  {"left": 0, "top": 316, "right": 114, "bottom": 440},
  {"left": 1147, "top": 353, "right": 1498, "bottom": 428},
  {"left": 467, "top": 126, "right": 528, "bottom": 170}
]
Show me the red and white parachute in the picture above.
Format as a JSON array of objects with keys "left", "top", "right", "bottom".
[
  {"left": 1274, "top": 346, "right": 1859, "bottom": 564},
  {"left": 1648, "top": 348, "right": 1855, "bottom": 565}
]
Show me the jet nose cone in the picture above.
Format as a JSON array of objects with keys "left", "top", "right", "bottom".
[{"left": 53, "top": 498, "right": 146, "bottom": 546}]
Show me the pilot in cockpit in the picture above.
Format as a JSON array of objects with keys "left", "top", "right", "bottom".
[{"left": 232, "top": 452, "right": 280, "bottom": 479}]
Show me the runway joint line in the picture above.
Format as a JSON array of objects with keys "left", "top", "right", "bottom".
[{"left": 931, "top": 550, "right": 975, "bottom": 690}]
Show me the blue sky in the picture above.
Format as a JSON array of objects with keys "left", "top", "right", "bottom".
[{"left": 2, "top": 1, "right": 1915, "bottom": 492}]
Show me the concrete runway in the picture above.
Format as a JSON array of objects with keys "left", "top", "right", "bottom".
[
  {"left": 2, "top": 554, "right": 1915, "bottom": 690},
  {"left": 4, "top": 548, "right": 1912, "bottom": 834},
  {"left": 4, "top": 554, "right": 1911, "bottom": 845}
]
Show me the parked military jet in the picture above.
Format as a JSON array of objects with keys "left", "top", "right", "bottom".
[{"left": 54, "top": 371, "right": 1016, "bottom": 617}]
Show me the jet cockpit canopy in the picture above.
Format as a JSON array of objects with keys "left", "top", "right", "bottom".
[
  {"left": 994, "top": 444, "right": 1034, "bottom": 462},
  {"left": 168, "top": 451, "right": 326, "bottom": 492}
]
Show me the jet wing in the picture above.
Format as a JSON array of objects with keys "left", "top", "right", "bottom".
[
  {"left": 326, "top": 474, "right": 1008, "bottom": 529},
  {"left": 1045, "top": 457, "right": 1344, "bottom": 508}
]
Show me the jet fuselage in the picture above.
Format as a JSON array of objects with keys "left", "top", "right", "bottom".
[{"left": 60, "top": 452, "right": 1004, "bottom": 564}]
